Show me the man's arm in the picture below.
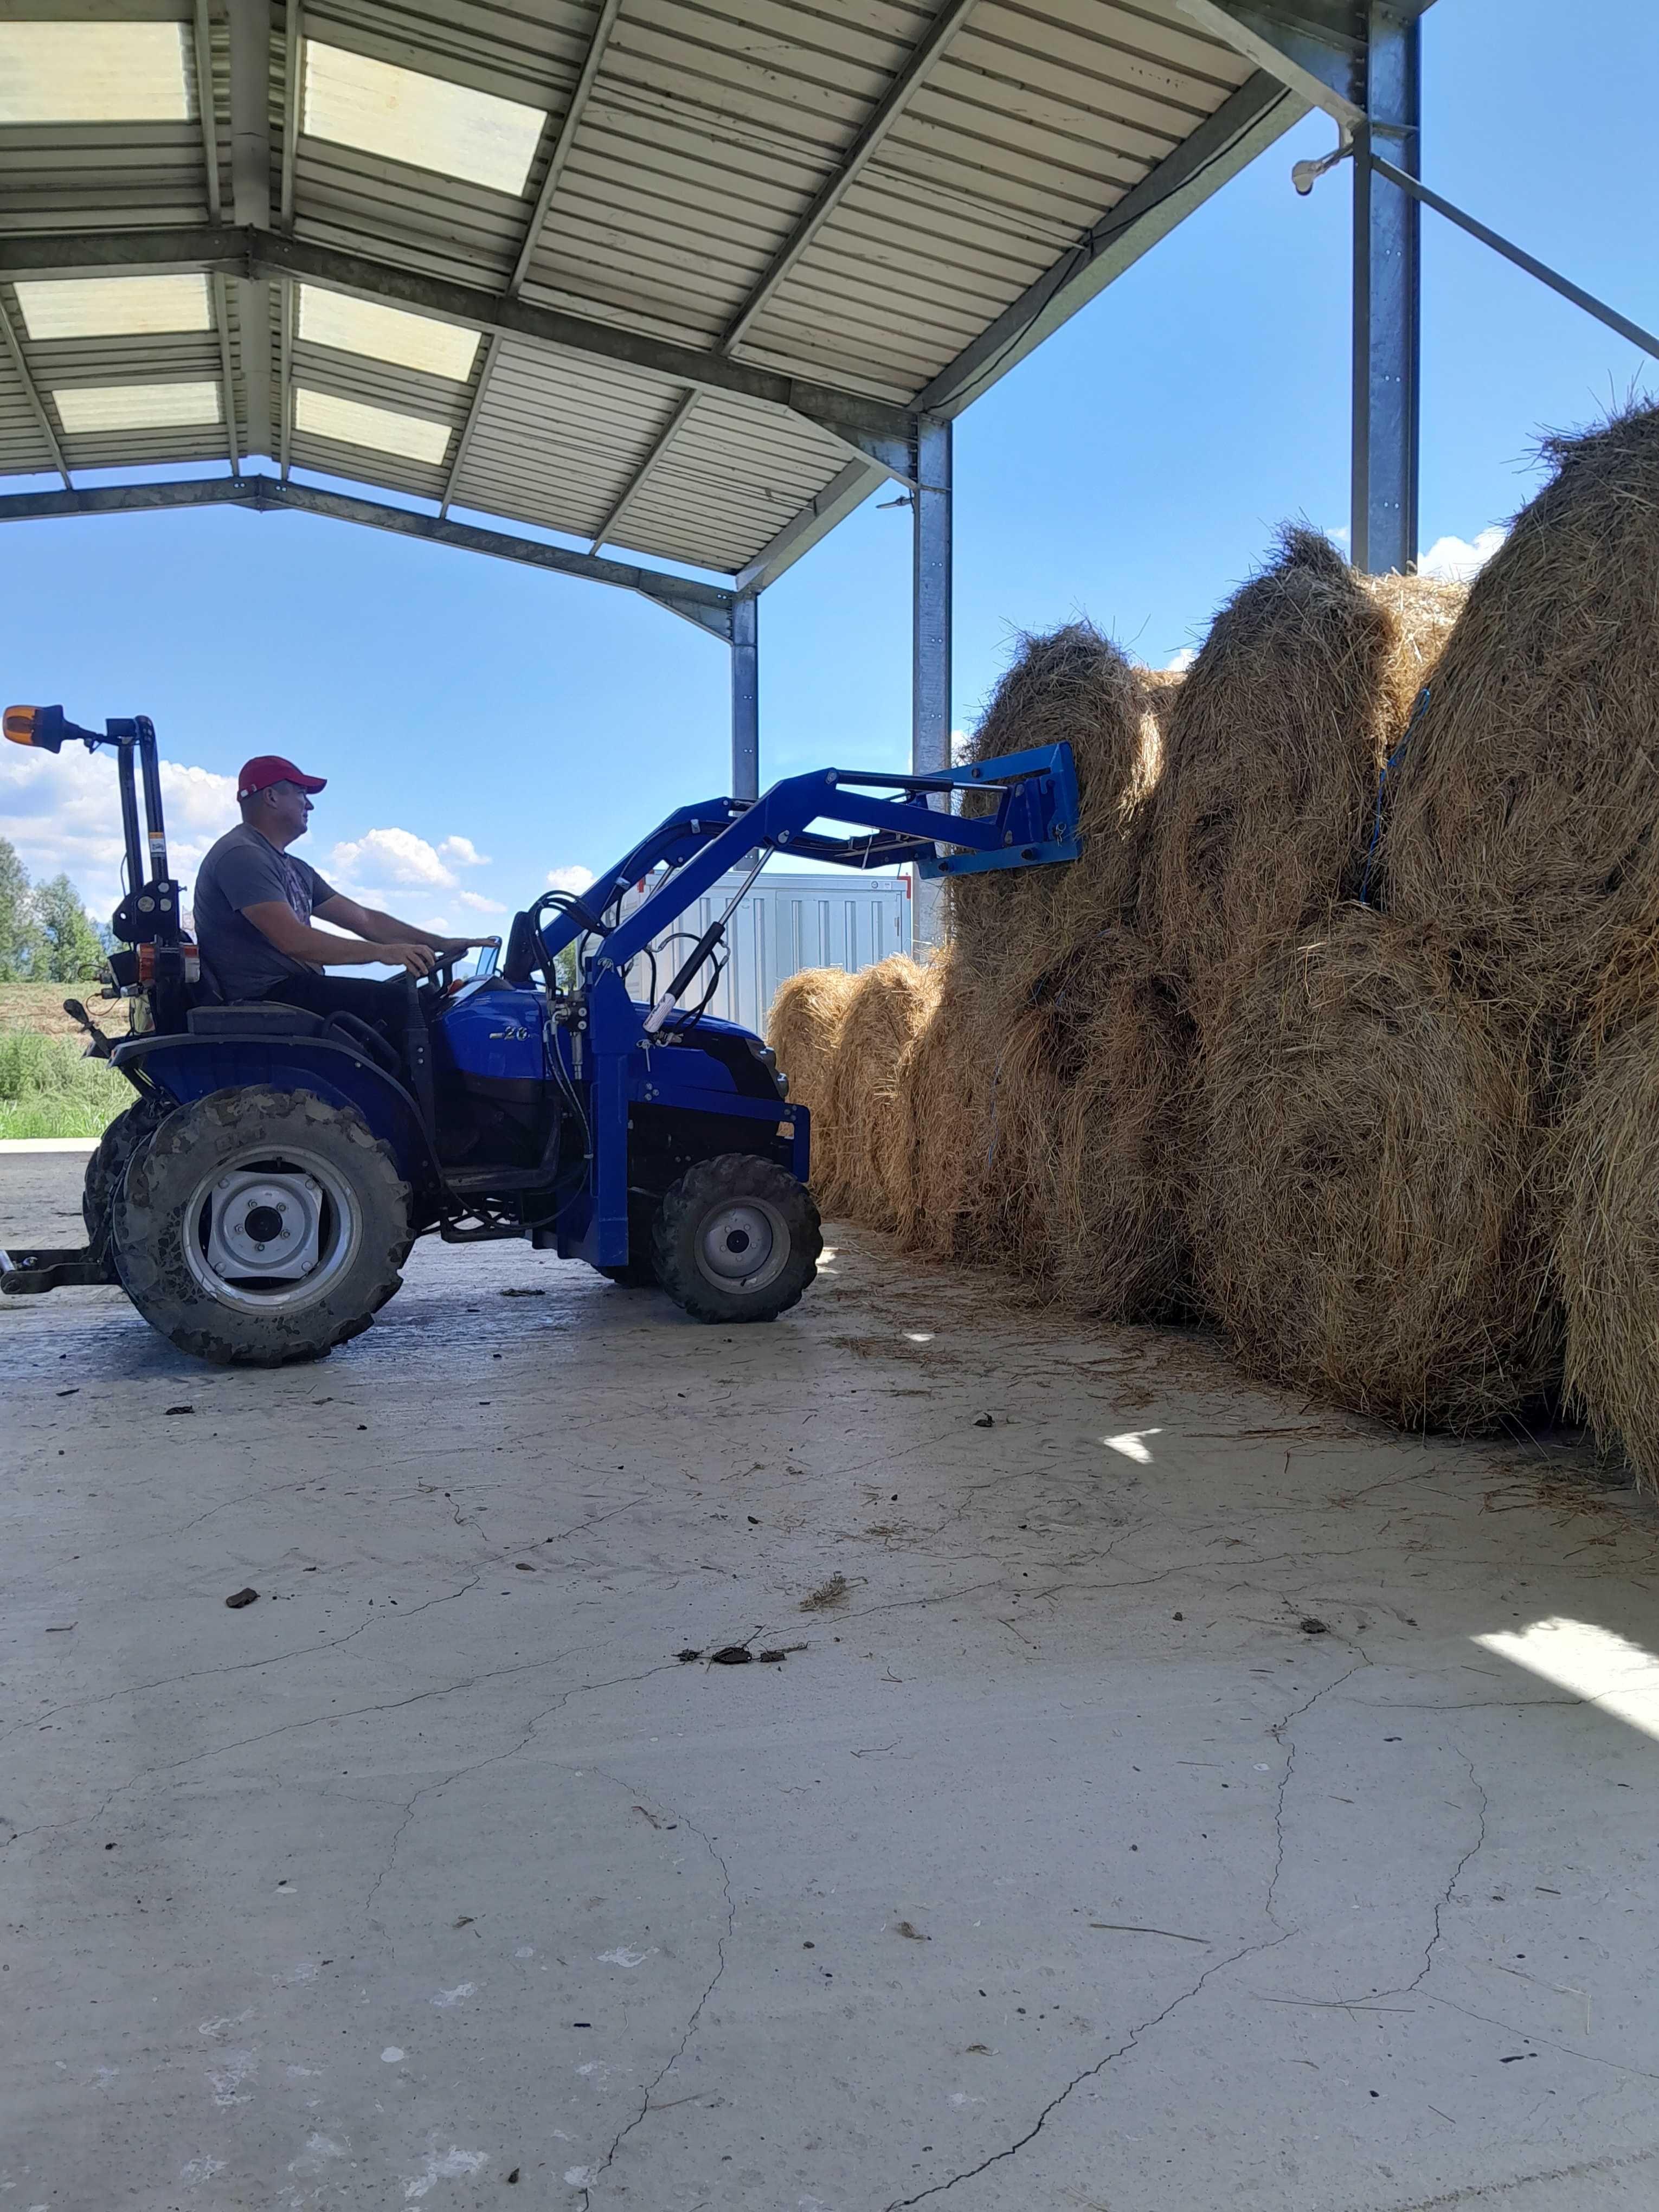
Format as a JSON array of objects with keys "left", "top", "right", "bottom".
[
  {"left": 241, "top": 900, "right": 438, "bottom": 977},
  {"left": 316, "top": 893, "right": 485, "bottom": 961}
]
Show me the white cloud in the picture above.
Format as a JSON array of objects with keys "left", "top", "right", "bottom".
[
  {"left": 546, "top": 864, "right": 595, "bottom": 895},
  {"left": 1163, "top": 646, "right": 1197, "bottom": 673},
  {"left": 329, "top": 826, "right": 456, "bottom": 890},
  {"left": 0, "top": 740, "right": 237, "bottom": 916},
  {"left": 438, "top": 834, "right": 491, "bottom": 869},
  {"left": 1418, "top": 525, "right": 1505, "bottom": 582},
  {"left": 454, "top": 888, "right": 506, "bottom": 915}
]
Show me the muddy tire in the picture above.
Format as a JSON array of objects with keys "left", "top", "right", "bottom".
[
  {"left": 652, "top": 1153, "right": 819, "bottom": 1323},
  {"left": 83, "top": 1095, "right": 172, "bottom": 1264},
  {"left": 112, "top": 1086, "right": 411, "bottom": 1365}
]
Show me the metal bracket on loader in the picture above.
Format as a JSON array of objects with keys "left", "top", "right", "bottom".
[
  {"left": 908, "top": 745, "right": 1083, "bottom": 879},
  {"left": 0, "top": 1246, "right": 117, "bottom": 1294}
]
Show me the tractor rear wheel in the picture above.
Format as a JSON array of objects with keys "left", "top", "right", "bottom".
[
  {"left": 111, "top": 1086, "right": 411, "bottom": 1365},
  {"left": 652, "top": 1153, "right": 820, "bottom": 1324},
  {"left": 83, "top": 1095, "right": 171, "bottom": 1265}
]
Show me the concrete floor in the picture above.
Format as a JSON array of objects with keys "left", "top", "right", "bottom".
[{"left": 3, "top": 1146, "right": 1658, "bottom": 2212}]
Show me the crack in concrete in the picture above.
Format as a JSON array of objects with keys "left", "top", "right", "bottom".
[
  {"left": 579, "top": 1789, "right": 734, "bottom": 2208},
  {"left": 360, "top": 1673, "right": 692, "bottom": 1958},
  {"left": 1399, "top": 1751, "right": 1489, "bottom": 1998},
  {"left": 880, "top": 1931, "right": 1290, "bottom": 2210},
  {"left": 0, "top": 1573, "right": 487, "bottom": 1751},
  {"left": 1263, "top": 1744, "right": 1490, "bottom": 2013},
  {"left": 5, "top": 1652, "right": 679, "bottom": 1849},
  {"left": 1424, "top": 1993, "right": 1659, "bottom": 2084},
  {"left": 1264, "top": 1653, "right": 1369, "bottom": 1930}
]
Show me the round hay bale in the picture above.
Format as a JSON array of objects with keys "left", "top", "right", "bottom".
[
  {"left": 950, "top": 622, "right": 1162, "bottom": 1000},
  {"left": 1551, "top": 1014, "right": 1659, "bottom": 1488},
  {"left": 767, "top": 967, "right": 859, "bottom": 1203},
  {"left": 818, "top": 955, "right": 941, "bottom": 1229},
  {"left": 1141, "top": 528, "right": 1462, "bottom": 1011},
  {"left": 892, "top": 950, "right": 995, "bottom": 1263},
  {"left": 1382, "top": 404, "right": 1659, "bottom": 1021},
  {"left": 1050, "top": 930, "right": 1195, "bottom": 1322},
  {"left": 1195, "top": 908, "right": 1560, "bottom": 1431}
]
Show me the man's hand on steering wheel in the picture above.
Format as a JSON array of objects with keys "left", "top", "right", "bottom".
[
  {"left": 420, "top": 936, "right": 500, "bottom": 991},
  {"left": 384, "top": 942, "right": 439, "bottom": 978}
]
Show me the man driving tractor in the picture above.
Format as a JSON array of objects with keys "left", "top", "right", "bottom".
[{"left": 193, "top": 754, "right": 488, "bottom": 1028}]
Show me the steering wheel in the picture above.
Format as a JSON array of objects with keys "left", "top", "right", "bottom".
[
  {"left": 417, "top": 946, "right": 476, "bottom": 1008},
  {"left": 416, "top": 933, "right": 500, "bottom": 1004}
]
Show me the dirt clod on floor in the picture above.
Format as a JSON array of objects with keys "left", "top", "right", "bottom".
[{"left": 799, "top": 1573, "right": 848, "bottom": 1611}]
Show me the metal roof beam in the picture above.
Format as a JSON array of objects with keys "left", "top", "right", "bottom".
[
  {"left": 720, "top": 0, "right": 978, "bottom": 358},
  {"left": 0, "top": 294, "right": 70, "bottom": 489},
  {"left": 1174, "top": 3, "right": 1363, "bottom": 130},
  {"left": 912, "top": 69, "right": 1304, "bottom": 420},
  {"left": 0, "top": 474, "right": 736, "bottom": 637},
  {"left": 0, "top": 478, "right": 258, "bottom": 523},
  {"left": 589, "top": 388, "right": 698, "bottom": 555},
  {"left": 734, "top": 456, "right": 888, "bottom": 596},
  {"left": 509, "top": 0, "right": 622, "bottom": 297},
  {"left": 443, "top": 0, "right": 624, "bottom": 521},
  {"left": 595, "top": 0, "right": 954, "bottom": 567},
  {"left": 0, "top": 227, "right": 917, "bottom": 445},
  {"left": 267, "top": 481, "right": 735, "bottom": 636}
]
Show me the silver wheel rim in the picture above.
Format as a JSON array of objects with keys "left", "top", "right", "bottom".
[
  {"left": 694, "top": 1194, "right": 790, "bottom": 1295},
  {"left": 181, "top": 1142, "right": 363, "bottom": 1314}
]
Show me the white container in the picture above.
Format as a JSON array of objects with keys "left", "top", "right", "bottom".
[{"left": 618, "top": 869, "right": 913, "bottom": 1033}]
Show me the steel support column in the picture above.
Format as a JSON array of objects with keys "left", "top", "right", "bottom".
[
  {"left": 1352, "top": 8, "right": 1420, "bottom": 575},
  {"left": 731, "top": 589, "right": 760, "bottom": 802},
  {"left": 911, "top": 415, "right": 952, "bottom": 950}
]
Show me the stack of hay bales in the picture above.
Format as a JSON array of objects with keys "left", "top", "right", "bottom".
[
  {"left": 1193, "top": 908, "right": 1560, "bottom": 1430},
  {"left": 1408, "top": 405, "right": 1659, "bottom": 1480},
  {"left": 767, "top": 967, "right": 858, "bottom": 1200},
  {"left": 891, "top": 621, "right": 1175, "bottom": 1300},
  {"left": 1549, "top": 1006, "right": 1659, "bottom": 1482},
  {"left": 813, "top": 954, "right": 940, "bottom": 1230},
  {"left": 1050, "top": 927, "right": 1195, "bottom": 1322},
  {"left": 891, "top": 949, "right": 996, "bottom": 1262},
  {"left": 1135, "top": 528, "right": 1559, "bottom": 1423},
  {"left": 772, "top": 407, "right": 1659, "bottom": 1475},
  {"left": 1141, "top": 527, "right": 1463, "bottom": 1025},
  {"left": 1382, "top": 408, "right": 1659, "bottom": 1030}
]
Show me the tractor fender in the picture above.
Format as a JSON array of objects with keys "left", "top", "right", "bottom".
[{"left": 112, "top": 1034, "right": 441, "bottom": 1200}]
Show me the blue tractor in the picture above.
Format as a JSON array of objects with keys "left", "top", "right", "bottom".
[{"left": 0, "top": 704, "right": 1079, "bottom": 1365}]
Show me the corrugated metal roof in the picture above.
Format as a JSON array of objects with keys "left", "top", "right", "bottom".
[{"left": 0, "top": 1, "right": 1330, "bottom": 581}]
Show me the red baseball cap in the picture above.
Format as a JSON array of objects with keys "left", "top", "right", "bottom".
[{"left": 238, "top": 754, "right": 327, "bottom": 800}]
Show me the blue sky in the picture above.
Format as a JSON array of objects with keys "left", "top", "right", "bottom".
[{"left": 2, "top": 0, "right": 1654, "bottom": 935}]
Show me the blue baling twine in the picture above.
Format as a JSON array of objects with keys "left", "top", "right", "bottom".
[{"left": 1359, "top": 681, "right": 1432, "bottom": 908}]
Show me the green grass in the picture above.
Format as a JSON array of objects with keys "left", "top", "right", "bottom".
[{"left": 0, "top": 1031, "right": 131, "bottom": 1140}]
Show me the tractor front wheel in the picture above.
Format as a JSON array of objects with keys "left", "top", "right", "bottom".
[
  {"left": 652, "top": 1154, "right": 820, "bottom": 1324},
  {"left": 111, "top": 1086, "right": 411, "bottom": 1365}
]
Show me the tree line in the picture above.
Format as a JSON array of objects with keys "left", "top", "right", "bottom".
[{"left": 0, "top": 833, "right": 106, "bottom": 982}]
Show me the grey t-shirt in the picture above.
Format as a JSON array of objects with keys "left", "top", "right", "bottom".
[{"left": 193, "top": 824, "right": 338, "bottom": 1001}]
